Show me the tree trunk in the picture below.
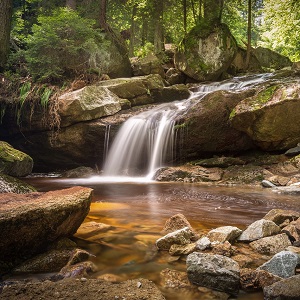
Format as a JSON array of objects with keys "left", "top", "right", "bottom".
[
  {"left": 245, "top": 0, "right": 252, "bottom": 69},
  {"left": 0, "top": 0, "right": 13, "bottom": 71},
  {"left": 183, "top": 0, "right": 187, "bottom": 34},
  {"left": 99, "top": 0, "right": 108, "bottom": 30},
  {"left": 153, "top": 0, "right": 164, "bottom": 54},
  {"left": 203, "top": 0, "right": 223, "bottom": 25},
  {"left": 66, "top": 0, "right": 76, "bottom": 9},
  {"left": 129, "top": 4, "right": 137, "bottom": 57}
]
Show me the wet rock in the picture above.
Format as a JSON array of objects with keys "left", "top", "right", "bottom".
[
  {"left": 192, "top": 156, "right": 245, "bottom": 168},
  {"left": 261, "top": 180, "right": 277, "bottom": 188},
  {"left": 160, "top": 268, "right": 192, "bottom": 289},
  {"left": 169, "top": 243, "right": 196, "bottom": 256},
  {"left": 0, "top": 141, "right": 33, "bottom": 177},
  {"left": 62, "top": 167, "right": 96, "bottom": 178},
  {"left": 231, "top": 254, "right": 253, "bottom": 268},
  {"left": 263, "top": 209, "right": 300, "bottom": 226},
  {"left": 285, "top": 144, "right": 300, "bottom": 156},
  {"left": 186, "top": 252, "right": 240, "bottom": 295},
  {"left": 238, "top": 219, "right": 281, "bottom": 242},
  {"left": 0, "top": 186, "right": 93, "bottom": 274},
  {"left": 0, "top": 173, "right": 36, "bottom": 194},
  {"left": 162, "top": 213, "right": 198, "bottom": 240},
  {"left": 165, "top": 68, "right": 186, "bottom": 85},
  {"left": 196, "top": 237, "right": 211, "bottom": 251},
  {"left": 152, "top": 84, "right": 191, "bottom": 103},
  {"left": 207, "top": 226, "right": 242, "bottom": 243},
  {"left": 55, "top": 261, "right": 98, "bottom": 279},
  {"left": 75, "top": 221, "right": 114, "bottom": 239},
  {"left": 240, "top": 268, "right": 281, "bottom": 291},
  {"left": 12, "top": 248, "right": 91, "bottom": 274},
  {"left": 281, "top": 223, "right": 300, "bottom": 244},
  {"left": 263, "top": 274, "right": 300, "bottom": 300},
  {"left": 211, "top": 241, "right": 237, "bottom": 257},
  {"left": 258, "top": 250, "right": 300, "bottom": 278},
  {"left": 156, "top": 227, "right": 194, "bottom": 251},
  {"left": 249, "top": 233, "right": 292, "bottom": 255}
]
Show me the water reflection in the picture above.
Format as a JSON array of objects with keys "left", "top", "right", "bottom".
[{"left": 23, "top": 177, "right": 299, "bottom": 300}]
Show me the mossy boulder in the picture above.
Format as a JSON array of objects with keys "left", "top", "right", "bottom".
[
  {"left": 0, "top": 173, "right": 36, "bottom": 193},
  {"left": 0, "top": 141, "right": 33, "bottom": 177},
  {"left": 253, "top": 47, "right": 292, "bottom": 70},
  {"left": 175, "top": 23, "right": 238, "bottom": 81},
  {"left": 176, "top": 89, "right": 255, "bottom": 161},
  {"left": 230, "top": 81, "right": 300, "bottom": 150},
  {"left": 131, "top": 54, "right": 165, "bottom": 78}
]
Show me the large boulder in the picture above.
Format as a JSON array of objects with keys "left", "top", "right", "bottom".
[
  {"left": 58, "top": 86, "right": 122, "bottom": 127},
  {"left": 0, "top": 186, "right": 93, "bottom": 274},
  {"left": 176, "top": 88, "right": 255, "bottom": 160},
  {"left": 131, "top": 54, "right": 165, "bottom": 78},
  {"left": 0, "top": 141, "right": 33, "bottom": 177},
  {"left": 175, "top": 23, "right": 238, "bottom": 81},
  {"left": 186, "top": 252, "right": 240, "bottom": 295},
  {"left": 230, "top": 80, "right": 300, "bottom": 150},
  {"left": 253, "top": 47, "right": 292, "bottom": 70}
]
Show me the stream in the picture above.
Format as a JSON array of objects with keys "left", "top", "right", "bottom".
[{"left": 24, "top": 176, "right": 300, "bottom": 300}]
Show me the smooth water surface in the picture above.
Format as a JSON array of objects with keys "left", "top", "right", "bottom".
[{"left": 24, "top": 177, "right": 300, "bottom": 300}]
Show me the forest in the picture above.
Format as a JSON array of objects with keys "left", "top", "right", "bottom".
[{"left": 0, "top": 0, "right": 299, "bottom": 83}]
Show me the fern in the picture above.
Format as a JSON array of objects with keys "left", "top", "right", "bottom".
[
  {"left": 17, "top": 82, "right": 31, "bottom": 125},
  {"left": 40, "top": 87, "right": 52, "bottom": 109}
]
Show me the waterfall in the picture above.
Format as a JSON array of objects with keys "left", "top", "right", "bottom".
[
  {"left": 102, "top": 73, "right": 273, "bottom": 179},
  {"left": 103, "top": 102, "right": 186, "bottom": 177}
]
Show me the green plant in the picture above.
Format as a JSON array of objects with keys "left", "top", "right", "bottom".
[
  {"left": 135, "top": 42, "right": 155, "bottom": 58},
  {"left": 17, "top": 82, "right": 31, "bottom": 124},
  {"left": 25, "top": 8, "right": 110, "bottom": 82},
  {"left": 40, "top": 87, "right": 52, "bottom": 109}
]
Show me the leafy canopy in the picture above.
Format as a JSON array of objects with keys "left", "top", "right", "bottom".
[{"left": 25, "top": 7, "right": 109, "bottom": 81}]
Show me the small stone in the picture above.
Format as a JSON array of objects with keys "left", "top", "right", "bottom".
[{"left": 137, "top": 281, "right": 142, "bottom": 288}]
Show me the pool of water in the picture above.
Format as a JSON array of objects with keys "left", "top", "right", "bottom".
[{"left": 23, "top": 177, "right": 300, "bottom": 299}]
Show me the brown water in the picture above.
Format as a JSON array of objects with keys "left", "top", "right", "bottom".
[{"left": 24, "top": 177, "right": 300, "bottom": 300}]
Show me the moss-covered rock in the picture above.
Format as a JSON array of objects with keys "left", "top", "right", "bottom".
[
  {"left": 0, "top": 173, "right": 36, "bottom": 193},
  {"left": 230, "top": 81, "right": 300, "bottom": 150},
  {"left": 0, "top": 141, "right": 33, "bottom": 177},
  {"left": 175, "top": 24, "right": 238, "bottom": 81}
]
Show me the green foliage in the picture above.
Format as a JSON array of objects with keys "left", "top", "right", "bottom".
[
  {"left": 25, "top": 8, "right": 110, "bottom": 81},
  {"left": 135, "top": 42, "right": 154, "bottom": 57},
  {"left": 17, "top": 81, "right": 31, "bottom": 124},
  {"left": 40, "top": 87, "right": 52, "bottom": 108},
  {"left": 260, "top": 0, "right": 300, "bottom": 61}
]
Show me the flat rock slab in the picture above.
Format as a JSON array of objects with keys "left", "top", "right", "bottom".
[
  {"left": 0, "top": 278, "right": 166, "bottom": 300},
  {"left": 0, "top": 186, "right": 93, "bottom": 274}
]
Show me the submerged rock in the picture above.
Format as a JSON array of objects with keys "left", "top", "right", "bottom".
[
  {"left": 186, "top": 252, "right": 240, "bottom": 295},
  {"left": 0, "top": 186, "right": 93, "bottom": 274}
]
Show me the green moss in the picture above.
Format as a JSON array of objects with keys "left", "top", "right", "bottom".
[
  {"left": 174, "top": 123, "right": 187, "bottom": 130},
  {"left": 252, "top": 85, "right": 278, "bottom": 109},
  {"left": 0, "top": 142, "right": 27, "bottom": 162},
  {"left": 229, "top": 108, "right": 236, "bottom": 120}
]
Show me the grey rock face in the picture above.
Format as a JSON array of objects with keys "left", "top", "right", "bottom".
[
  {"left": 238, "top": 219, "right": 280, "bottom": 242},
  {"left": 258, "top": 251, "right": 300, "bottom": 278},
  {"left": 249, "top": 233, "right": 292, "bottom": 255},
  {"left": 156, "top": 227, "right": 194, "bottom": 250},
  {"left": 186, "top": 252, "right": 240, "bottom": 295}
]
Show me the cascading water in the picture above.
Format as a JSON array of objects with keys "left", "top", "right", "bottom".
[{"left": 102, "top": 73, "right": 274, "bottom": 180}]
